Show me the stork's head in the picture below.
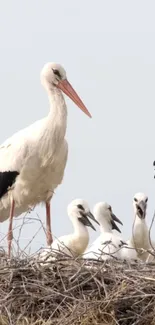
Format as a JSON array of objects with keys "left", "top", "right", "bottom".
[
  {"left": 67, "top": 199, "right": 99, "bottom": 231},
  {"left": 40, "top": 62, "right": 91, "bottom": 118},
  {"left": 41, "top": 63, "right": 66, "bottom": 86},
  {"left": 133, "top": 192, "right": 148, "bottom": 219},
  {"left": 93, "top": 202, "right": 123, "bottom": 233}
]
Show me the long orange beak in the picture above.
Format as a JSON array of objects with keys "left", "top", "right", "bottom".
[{"left": 57, "top": 79, "right": 92, "bottom": 118}]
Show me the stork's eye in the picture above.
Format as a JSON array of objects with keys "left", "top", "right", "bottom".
[
  {"left": 77, "top": 204, "right": 84, "bottom": 210},
  {"left": 134, "top": 197, "right": 138, "bottom": 202},
  {"left": 108, "top": 206, "right": 112, "bottom": 212},
  {"left": 145, "top": 197, "right": 148, "bottom": 203},
  {"left": 52, "top": 68, "right": 61, "bottom": 79}
]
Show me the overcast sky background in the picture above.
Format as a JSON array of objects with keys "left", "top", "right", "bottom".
[{"left": 0, "top": 0, "right": 155, "bottom": 254}]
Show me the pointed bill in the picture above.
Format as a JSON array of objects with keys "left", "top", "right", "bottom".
[{"left": 57, "top": 79, "right": 92, "bottom": 118}]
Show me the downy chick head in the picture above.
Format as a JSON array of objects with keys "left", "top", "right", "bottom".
[
  {"left": 133, "top": 193, "right": 148, "bottom": 219},
  {"left": 93, "top": 202, "right": 123, "bottom": 233},
  {"left": 67, "top": 199, "right": 99, "bottom": 231}
]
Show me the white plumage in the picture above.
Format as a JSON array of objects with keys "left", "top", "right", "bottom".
[
  {"left": 37, "top": 199, "right": 98, "bottom": 263},
  {"left": 127, "top": 192, "right": 151, "bottom": 261},
  {"left": 84, "top": 202, "right": 126, "bottom": 261},
  {"left": 0, "top": 62, "right": 91, "bottom": 257}
]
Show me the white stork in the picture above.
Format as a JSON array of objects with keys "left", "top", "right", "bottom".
[
  {"left": 127, "top": 192, "right": 150, "bottom": 261},
  {"left": 38, "top": 199, "right": 98, "bottom": 262},
  {"left": 0, "top": 62, "right": 91, "bottom": 257},
  {"left": 84, "top": 202, "right": 125, "bottom": 261}
]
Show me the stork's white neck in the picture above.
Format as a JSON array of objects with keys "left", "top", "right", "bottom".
[
  {"left": 100, "top": 222, "right": 112, "bottom": 234},
  {"left": 132, "top": 214, "right": 147, "bottom": 239},
  {"left": 95, "top": 214, "right": 112, "bottom": 234},
  {"left": 39, "top": 84, "right": 68, "bottom": 160},
  {"left": 134, "top": 213, "right": 147, "bottom": 224},
  {"left": 130, "top": 213, "right": 149, "bottom": 249},
  {"left": 72, "top": 218, "right": 89, "bottom": 239},
  {"left": 47, "top": 85, "right": 67, "bottom": 128}
]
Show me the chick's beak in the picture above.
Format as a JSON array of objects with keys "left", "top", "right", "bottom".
[{"left": 136, "top": 201, "right": 147, "bottom": 219}]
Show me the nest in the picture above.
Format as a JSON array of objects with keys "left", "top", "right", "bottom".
[{"left": 0, "top": 252, "right": 155, "bottom": 325}]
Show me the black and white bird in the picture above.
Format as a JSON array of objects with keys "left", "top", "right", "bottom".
[{"left": 0, "top": 62, "right": 91, "bottom": 257}]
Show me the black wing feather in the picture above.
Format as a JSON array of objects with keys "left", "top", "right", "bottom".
[{"left": 0, "top": 171, "right": 19, "bottom": 198}]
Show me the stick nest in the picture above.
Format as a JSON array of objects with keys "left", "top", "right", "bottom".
[{"left": 0, "top": 252, "right": 155, "bottom": 325}]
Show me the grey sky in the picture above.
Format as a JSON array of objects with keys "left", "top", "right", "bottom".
[{"left": 0, "top": 0, "right": 155, "bottom": 253}]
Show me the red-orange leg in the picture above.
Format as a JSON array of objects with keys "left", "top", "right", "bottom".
[
  {"left": 7, "top": 199, "right": 15, "bottom": 258},
  {"left": 46, "top": 201, "right": 53, "bottom": 246}
]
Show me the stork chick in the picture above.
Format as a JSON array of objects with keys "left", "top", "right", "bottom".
[
  {"left": 84, "top": 202, "right": 124, "bottom": 261},
  {"left": 39, "top": 199, "right": 98, "bottom": 262},
  {"left": 127, "top": 192, "right": 150, "bottom": 261}
]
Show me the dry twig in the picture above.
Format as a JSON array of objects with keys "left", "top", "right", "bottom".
[{"left": 0, "top": 255, "right": 155, "bottom": 325}]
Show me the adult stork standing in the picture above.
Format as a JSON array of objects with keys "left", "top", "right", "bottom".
[{"left": 0, "top": 62, "right": 91, "bottom": 257}]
